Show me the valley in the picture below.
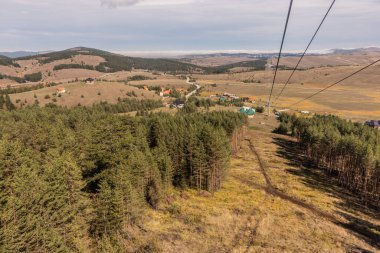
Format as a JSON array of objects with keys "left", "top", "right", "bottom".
[
  {"left": 0, "top": 47, "right": 379, "bottom": 252},
  {"left": 2, "top": 1, "right": 380, "bottom": 252}
]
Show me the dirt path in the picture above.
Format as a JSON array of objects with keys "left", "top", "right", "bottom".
[
  {"left": 244, "top": 138, "right": 339, "bottom": 222},
  {"left": 245, "top": 139, "right": 273, "bottom": 189},
  {"left": 229, "top": 138, "right": 339, "bottom": 252},
  {"left": 241, "top": 132, "right": 380, "bottom": 251}
]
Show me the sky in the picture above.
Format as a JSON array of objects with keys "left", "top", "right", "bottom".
[{"left": 1, "top": 0, "right": 380, "bottom": 55}]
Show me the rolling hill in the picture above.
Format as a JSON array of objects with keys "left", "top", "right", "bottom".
[
  {"left": 0, "top": 47, "right": 275, "bottom": 87},
  {"left": 18, "top": 47, "right": 203, "bottom": 73},
  {"left": 2, "top": 46, "right": 379, "bottom": 90},
  {"left": 0, "top": 47, "right": 205, "bottom": 87},
  {"left": 0, "top": 55, "right": 20, "bottom": 67}
]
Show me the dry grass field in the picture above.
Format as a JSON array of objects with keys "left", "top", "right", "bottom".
[
  {"left": 124, "top": 119, "right": 379, "bottom": 252},
  {"left": 10, "top": 81, "right": 160, "bottom": 107},
  {"left": 272, "top": 52, "right": 380, "bottom": 69},
  {"left": 100, "top": 70, "right": 192, "bottom": 89},
  {"left": 6, "top": 70, "right": 189, "bottom": 109},
  {"left": 6, "top": 63, "right": 379, "bottom": 121},
  {"left": 194, "top": 65, "right": 380, "bottom": 121},
  {"left": 0, "top": 55, "right": 106, "bottom": 84}
]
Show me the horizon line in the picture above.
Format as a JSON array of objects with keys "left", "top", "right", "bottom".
[{"left": 1, "top": 46, "right": 379, "bottom": 58}]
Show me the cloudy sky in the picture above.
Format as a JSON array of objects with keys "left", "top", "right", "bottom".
[{"left": 1, "top": 0, "right": 379, "bottom": 54}]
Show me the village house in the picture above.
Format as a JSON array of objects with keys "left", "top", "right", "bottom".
[
  {"left": 365, "top": 120, "right": 380, "bottom": 129},
  {"left": 56, "top": 87, "right": 66, "bottom": 94},
  {"left": 85, "top": 78, "right": 95, "bottom": 85},
  {"left": 219, "top": 96, "right": 227, "bottom": 102},
  {"left": 171, "top": 99, "right": 185, "bottom": 109},
  {"left": 242, "top": 96, "right": 255, "bottom": 103},
  {"left": 160, "top": 89, "right": 172, "bottom": 97},
  {"left": 239, "top": 106, "right": 255, "bottom": 117},
  {"left": 214, "top": 92, "right": 241, "bottom": 101}
]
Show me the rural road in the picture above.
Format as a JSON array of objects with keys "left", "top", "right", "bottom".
[{"left": 185, "top": 76, "right": 201, "bottom": 99}]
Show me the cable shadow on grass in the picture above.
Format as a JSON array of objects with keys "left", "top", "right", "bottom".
[{"left": 272, "top": 136, "right": 380, "bottom": 250}]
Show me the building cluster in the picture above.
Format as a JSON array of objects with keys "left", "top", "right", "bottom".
[
  {"left": 170, "top": 99, "right": 185, "bottom": 109},
  {"left": 239, "top": 106, "right": 255, "bottom": 117},
  {"left": 159, "top": 88, "right": 186, "bottom": 97},
  {"left": 210, "top": 93, "right": 255, "bottom": 103},
  {"left": 85, "top": 78, "right": 95, "bottom": 85},
  {"left": 365, "top": 120, "right": 380, "bottom": 129},
  {"left": 211, "top": 92, "right": 240, "bottom": 102},
  {"left": 160, "top": 89, "right": 172, "bottom": 97},
  {"left": 56, "top": 87, "right": 66, "bottom": 94}
]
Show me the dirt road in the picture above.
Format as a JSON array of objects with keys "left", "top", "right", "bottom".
[{"left": 185, "top": 76, "right": 201, "bottom": 99}]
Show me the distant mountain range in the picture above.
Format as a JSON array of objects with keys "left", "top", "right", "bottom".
[
  {"left": 181, "top": 52, "right": 303, "bottom": 60},
  {"left": 1, "top": 47, "right": 379, "bottom": 59},
  {"left": 181, "top": 47, "right": 380, "bottom": 59},
  {"left": 330, "top": 47, "right": 380, "bottom": 55},
  {"left": 0, "top": 51, "right": 54, "bottom": 58}
]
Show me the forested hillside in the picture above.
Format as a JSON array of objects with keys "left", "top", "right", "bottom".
[
  {"left": 0, "top": 102, "right": 246, "bottom": 252},
  {"left": 12, "top": 47, "right": 267, "bottom": 75},
  {"left": 277, "top": 114, "right": 380, "bottom": 206},
  {"left": 0, "top": 72, "right": 43, "bottom": 83},
  {"left": 206, "top": 59, "right": 267, "bottom": 74},
  {"left": 0, "top": 56, "right": 20, "bottom": 67},
  {"left": 18, "top": 47, "right": 203, "bottom": 73}
]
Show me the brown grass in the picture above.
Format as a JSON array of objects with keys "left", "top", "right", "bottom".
[
  {"left": 274, "top": 52, "right": 380, "bottom": 68},
  {"left": 44, "top": 69, "right": 103, "bottom": 83},
  {"left": 10, "top": 81, "right": 160, "bottom": 107},
  {"left": 101, "top": 71, "right": 191, "bottom": 89}
]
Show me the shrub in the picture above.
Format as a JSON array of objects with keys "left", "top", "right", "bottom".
[
  {"left": 256, "top": 106, "right": 265, "bottom": 113},
  {"left": 24, "top": 72, "right": 43, "bottom": 82}
]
